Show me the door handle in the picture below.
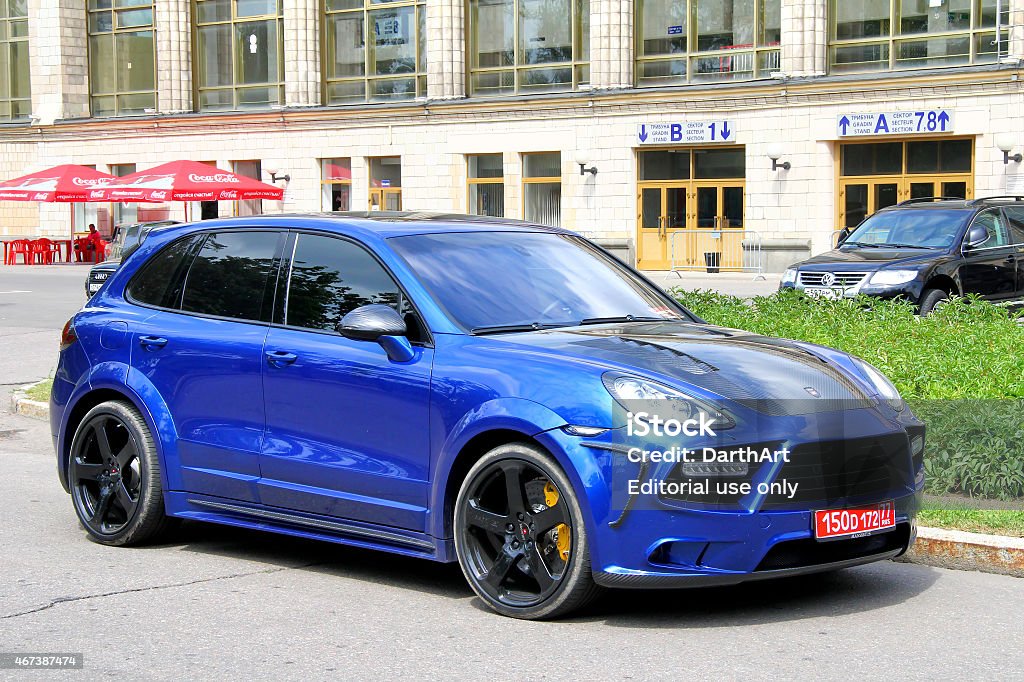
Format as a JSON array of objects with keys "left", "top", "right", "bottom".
[
  {"left": 139, "top": 336, "right": 167, "bottom": 350},
  {"left": 265, "top": 350, "right": 298, "bottom": 366},
  {"left": 1004, "top": 255, "right": 1016, "bottom": 264}
]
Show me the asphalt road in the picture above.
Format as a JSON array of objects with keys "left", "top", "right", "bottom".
[{"left": 0, "top": 266, "right": 1022, "bottom": 681}]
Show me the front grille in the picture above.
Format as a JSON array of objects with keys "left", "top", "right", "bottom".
[
  {"left": 755, "top": 524, "right": 910, "bottom": 571},
  {"left": 659, "top": 434, "right": 913, "bottom": 511},
  {"left": 762, "top": 434, "right": 914, "bottom": 510},
  {"left": 799, "top": 271, "right": 869, "bottom": 287}
]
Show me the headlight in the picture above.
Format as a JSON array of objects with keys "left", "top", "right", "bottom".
[
  {"left": 851, "top": 358, "right": 904, "bottom": 411},
  {"left": 869, "top": 269, "right": 918, "bottom": 286},
  {"left": 602, "top": 373, "right": 735, "bottom": 430},
  {"left": 781, "top": 268, "right": 797, "bottom": 285}
]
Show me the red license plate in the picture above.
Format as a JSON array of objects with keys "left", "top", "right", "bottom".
[{"left": 814, "top": 501, "right": 895, "bottom": 540}]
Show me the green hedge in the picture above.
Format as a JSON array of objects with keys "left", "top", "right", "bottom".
[
  {"left": 671, "top": 289, "right": 1024, "bottom": 400},
  {"left": 672, "top": 290, "right": 1024, "bottom": 500}
]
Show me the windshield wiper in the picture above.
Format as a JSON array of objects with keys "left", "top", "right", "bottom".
[
  {"left": 579, "top": 316, "right": 670, "bottom": 326},
  {"left": 843, "top": 241, "right": 883, "bottom": 248},
  {"left": 470, "top": 322, "right": 569, "bottom": 336},
  {"left": 871, "top": 243, "right": 935, "bottom": 250}
]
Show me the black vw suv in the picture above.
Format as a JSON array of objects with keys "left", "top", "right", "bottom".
[{"left": 781, "top": 197, "right": 1024, "bottom": 314}]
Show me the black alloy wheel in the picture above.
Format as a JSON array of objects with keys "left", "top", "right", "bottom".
[
  {"left": 69, "top": 401, "right": 174, "bottom": 546},
  {"left": 454, "top": 444, "right": 599, "bottom": 619}
]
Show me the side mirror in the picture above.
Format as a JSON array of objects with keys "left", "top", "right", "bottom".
[
  {"left": 964, "top": 224, "right": 990, "bottom": 250},
  {"left": 836, "top": 228, "right": 851, "bottom": 246},
  {"left": 338, "top": 304, "right": 415, "bottom": 362}
]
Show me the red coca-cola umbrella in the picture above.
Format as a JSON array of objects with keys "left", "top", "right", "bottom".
[
  {"left": 89, "top": 160, "right": 284, "bottom": 203},
  {"left": 0, "top": 164, "right": 116, "bottom": 202}
]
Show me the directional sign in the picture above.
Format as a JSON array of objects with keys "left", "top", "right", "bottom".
[
  {"left": 837, "top": 110, "right": 954, "bottom": 138},
  {"left": 637, "top": 121, "right": 736, "bottom": 145}
]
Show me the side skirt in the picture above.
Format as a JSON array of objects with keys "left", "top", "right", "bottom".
[{"left": 164, "top": 492, "right": 450, "bottom": 562}]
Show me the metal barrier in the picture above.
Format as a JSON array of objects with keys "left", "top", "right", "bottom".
[
  {"left": 669, "top": 229, "right": 765, "bottom": 279},
  {"left": 831, "top": 230, "right": 845, "bottom": 248}
]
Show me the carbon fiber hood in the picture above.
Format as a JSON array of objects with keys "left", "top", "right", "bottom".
[{"left": 524, "top": 322, "right": 875, "bottom": 415}]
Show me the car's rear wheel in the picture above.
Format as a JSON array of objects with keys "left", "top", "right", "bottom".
[
  {"left": 69, "top": 401, "right": 175, "bottom": 546},
  {"left": 454, "top": 443, "right": 600, "bottom": 619},
  {"left": 918, "top": 288, "right": 950, "bottom": 316}
]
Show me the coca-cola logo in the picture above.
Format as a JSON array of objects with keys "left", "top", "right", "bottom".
[
  {"left": 32, "top": 193, "right": 49, "bottom": 201},
  {"left": 150, "top": 190, "right": 168, "bottom": 200},
  {"left": 219, "top": 190, "right": 239, "bottom": 200},
  {"left": 189, "top": 174, "right": 240, "bottom": 184},
  {"left": 89, "top": 190, "right": 105, "bottom": 200},
  {"left": 71, "top": 177, "right": 104, "bottom": 187}
]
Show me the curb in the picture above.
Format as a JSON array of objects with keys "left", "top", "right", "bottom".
[
  {"left": 899, "top": 526, "right": 1024, "bottom": 578},
  {"left": 10, "top": 383, "right": 49, "bottom": 421},
  {"left": 6, "top": 389, "right": 1024, "bottom": 578}
]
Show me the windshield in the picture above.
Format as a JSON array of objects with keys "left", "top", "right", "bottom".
[
  {"left": 389, "top": 231, "right": 690, "bottom": 332},
  {"left": 844, "top": 209, "right": 971, "bottom": 249},
  {"left": 106, "top": 225, "right": 136, "bottom": 261}
]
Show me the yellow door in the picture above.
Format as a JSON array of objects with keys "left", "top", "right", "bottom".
[
  {"left": 637, "top": 186, "right": 667, "bottom": 270},
  {"left": 637, "top": 183, "right": 689, "bottom": 270},
  {"left": 369, "top": 188, "right": 402, "bottom": 211}
]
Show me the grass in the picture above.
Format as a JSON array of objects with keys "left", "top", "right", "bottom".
[
  {"left": 24, "top": 378, "right": 52, "bottom": 403},
  {"left": 918, "top": 508, "right": 1024, "bottom": 538}
]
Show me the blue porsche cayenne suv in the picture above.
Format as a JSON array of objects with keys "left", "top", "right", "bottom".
[{"left": 52, "top": 212, "right": 924, "bottom": 619}]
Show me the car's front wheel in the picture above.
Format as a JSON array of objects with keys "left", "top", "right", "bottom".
[
  {"left": 454, "top": 443, "right": 600, "bottom": 619},
  {"left": 918, "top": 288, "right": 950, "bottom": 316},
  {"left": 69, "top": 400, "right": 175, "bottom": 546}
]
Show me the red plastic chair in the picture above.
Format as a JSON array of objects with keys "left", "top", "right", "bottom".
[
  {"left": 9, "top": 239, "right": 31, "bottom": 265},
  {"left": 30, "top": 238, "right": 55, "bottom": 265}
]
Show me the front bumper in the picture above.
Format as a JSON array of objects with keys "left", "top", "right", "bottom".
[
  {"left": 591, "top": 502, "right": 918, "bottom": 589},
  {"left": 780, "top": 278, "right": 925, "bottom": 303},
  {"left": 542, "top": 406, "right": 924, "bottom": 589}
]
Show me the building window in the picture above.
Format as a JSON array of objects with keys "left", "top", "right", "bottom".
[
  {"left": 522, "top": 152, "right": 561, "bottom": 226},
  {"left": 467, "top": 154, "right": 505, "bottom": 217},
  {"left": 368, "top": 157, "right": 402, "bottom": 210},
  {"left": 323, "top": 0, "right": 426, "bottom": 104},
  {"left": 88, "top": 0, "right": 156, "bottom": 117},
  {"left": 830, "top": 0, "right": 1009, "bottom": 73},
  {"left": 194, "top": 0, "right": 283, "bottom": 111},
  {"left": 636, "top": 0, "right": 780, "bottom": 86},
  {"left": 0, "top": 0, "right": 30, "bottom": 121},
  {"left": 321, "top": 158, "right": 352, "bottom": 211},
  {"left": 468, "top": 0, "right": 590, "bottom": 96}
]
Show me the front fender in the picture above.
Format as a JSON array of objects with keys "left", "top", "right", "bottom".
[{"left": 428, "top": 398, "right": 609, "bottom": 546}]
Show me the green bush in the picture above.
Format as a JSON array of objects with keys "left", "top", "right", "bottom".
[
  {"left": 672, "top": 289, "right": 1024, "bottom": 400},
  {"left": 672, "top": 290, "right": 1024, "bottom": 500}
]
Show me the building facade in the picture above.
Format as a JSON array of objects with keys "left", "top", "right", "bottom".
[{"left": 2, "top": 0, "right": 1024, "bottom": 270}]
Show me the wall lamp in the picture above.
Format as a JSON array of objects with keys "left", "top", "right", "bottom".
[
  {"left": 574, "top": 150, "right": 598, "bottom": 176},
  {"left": 267, "top": 170, "right": 291, "bottom": 183},
  {"left": 767, "top": 143, "right": 791, "bottom": 171},
  {"left": 996, "top": 133, "right": 1022, "bottom": 165}
]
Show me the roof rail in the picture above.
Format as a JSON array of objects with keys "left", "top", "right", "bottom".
[
  {"left": 968, "top": 195, "right": 1024, "bottom": 206},
  {"left": 895, "top": 197, "right": 968, "bottom": 207}
]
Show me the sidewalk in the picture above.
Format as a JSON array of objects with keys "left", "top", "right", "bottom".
[{"left": 643, "top": 270, "right": 783, "bottom": 298}]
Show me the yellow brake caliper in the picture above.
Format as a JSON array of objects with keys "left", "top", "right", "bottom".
[{"left": 543, "top": 481, "right": 571, "bottom": 562}]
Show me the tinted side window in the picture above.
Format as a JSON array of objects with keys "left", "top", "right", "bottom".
[
  {"left": 181, "top": 231, "right": 282, "bottom": 322},
  {"left": 285, "top": 234, "right": 402, "bottom": 333},
  {"left": 1000, "top": 207, "right": 1024, "bottom": 244},
  {"left": 127, "top": 236, "right": 200, "bottom": 309},
  {"left": 971, "top": 210, "right": 1011, "bottom": 249}
]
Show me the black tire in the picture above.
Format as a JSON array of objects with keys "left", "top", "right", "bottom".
[
  {"left": 68, "top": 400, "right": 176, "bottom": 546},
  {"left": 453, "top": 443, "right": 600, "bottom": 619},
  {"left": 918, "top": 288, "right": 950, "bottom": 316}
]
